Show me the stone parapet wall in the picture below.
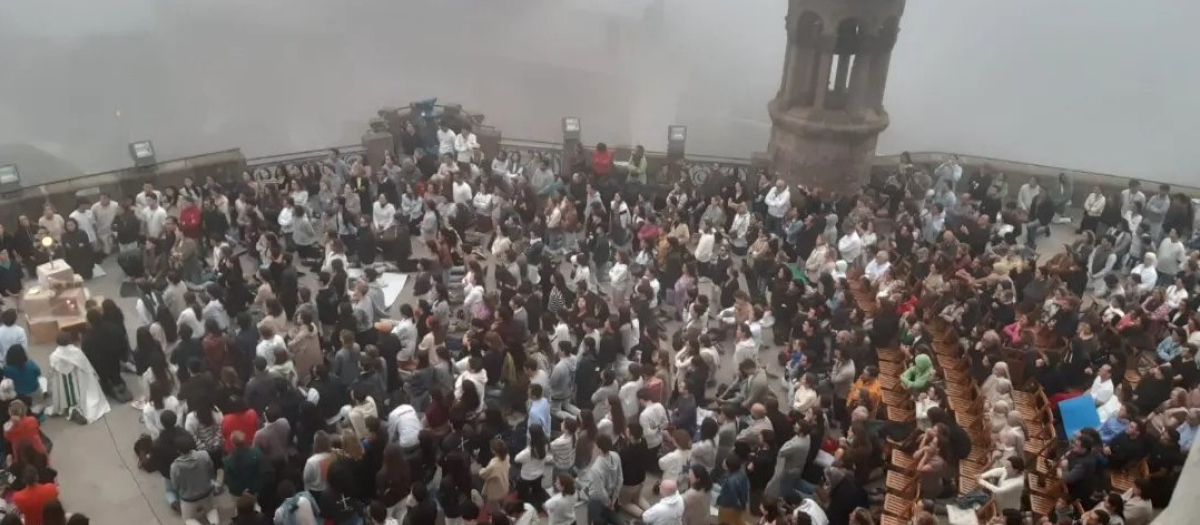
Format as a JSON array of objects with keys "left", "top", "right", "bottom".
[
  {"left": 0, "top": 149, "right": 245, "bottom": 225},
  {"left": 880, "top": 152, "right": 1200, "bottom": 208}
]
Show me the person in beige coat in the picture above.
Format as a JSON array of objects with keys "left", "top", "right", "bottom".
[
  {"left": 479, "top": 439, "right": 511, "bottom": 508},
  {"left": 682, "top": 466, "right": 714, "bottom": 525},
  {"left": 289, "top": 313, "right": 323, "bottom": 385}
]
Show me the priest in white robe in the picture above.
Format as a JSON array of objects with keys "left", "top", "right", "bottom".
[
  {"left": 47, "top": 336, "right": 111, "bottom": 424},
  {"left": 1089, "top": 364, "right": 1120, "bottom": 423}
]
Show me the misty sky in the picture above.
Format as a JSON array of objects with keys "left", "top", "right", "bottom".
[{"left": 1, "top": 0, "right": 1196, "bottom": 185}]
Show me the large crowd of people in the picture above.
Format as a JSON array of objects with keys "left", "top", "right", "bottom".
[{"left": 0, "top": 115, "right": 1195, "bottom": 525}]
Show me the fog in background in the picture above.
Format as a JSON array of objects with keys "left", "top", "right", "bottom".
[{"left": 1, "top": 0, "right": 1197, "bottom": 184}]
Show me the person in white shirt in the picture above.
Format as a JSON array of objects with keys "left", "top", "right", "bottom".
[
  {"left": 140, "top": 196, "right": 169, "bottom": 239},
  {"left": 472, "top": 187, "right": 495, "bottom": 222},
  {"left": 387, "top": 401, "right": 423, "bottom": 449},
  {"left": 1120, "top": 179, "right": 1146, "bottom": 216},
  {"left": 611, "top": 194, "right": 631, "bottom": 239},
  {"left": 638, "top": 390, "right": 668, "bottom": 452},
  {"left": 1090, "top": 365, "right": 1120, "bottom": 422},
  {"left": 1123, "top": 203, "right": 1143, "bottom": 237},
  {"left": 277, "top": 199, "right": 295, "bottom": 240},
  {"left": 1144, "top": 183, "right": 1171, "bottom": 241},
  {"left": 0, "top": 310, "right": 29, "bottom": 363},
  {"left": 934, "top": 155, "right": 963, "bottom": 192},
  {"left": 38, "top": 205, "right": 65, "bottom": 240},
  {"left": 977, "top": 456, "right": 1026, "bottom": 512},
  {"left": 514, "top": 425, "right": 551, "bottom": 506},
  {"left": 372, "top": 195, "right": 396, "bottom": 232},
  {"left": 733, "top": 325, "right": 759, "bottom": 369},
  {"left": 436, "top": 123, "right": 456, "bottom": 156},
  {"left": 451, "top": 175, "right": 474, "bottom": 206},
  {"left": 921, "top": 205, "right": 946, "bottom": 245},
  {"left": 1130, "top": 253, "right": 1157, "bottom": 294},
  {"left": 1156, "top": 229, "right": 1186, "bottom": 285},
  {"left": 1079, "top": 186, "right": 1106, "bottom": 234},
  {"left": 837, "top": 225, "right": 863, "bottom": 265},
  {"left": 764, "top": 180, "right": 791, "bottom": 235},
  {"left": 454, "top": 125, "right": 479, "bottom": 164},
  {"left": 544, "top": 475, "right": 579, "bottom": 525},
  {"left": 1016, "top": 179, "right": 1040, "bottom": 212},
  {"left": 640, "top": 479, "right": 684, "bottom": 525},
  {"left": 1164, "top": 275, "right": 1189, "bottom": 311},
  {"left": 608, "top": 253, "right": 631, "bottom": 308},
  {"left": 135, "top": 182, "right": 163, "bottom": 212},
  {"left": 455, "top": 358, "right": 487, "bottom": 401},
  {"left": 863, "top": 251, "right": 891, "bottom": 283},
  {"left": 392, "top": 310, "right": 418, "bottom": 363},
  {"left": 658, "top": 430, "right": 692, "bottom": 486},
  {"left": 693, "top": 226, "right": 715, "bottom": 266},
  {"left": 256, "top": 326, "right": 286, "bottom": 366},
  {"left": 90, "top": 194, "right": 119, "bottom": 255},
  {"left": 68, "top": 200, "right": 98, "bottom": 248},
  {"left": 618, "top": 371, "right": 644, "bottom": 421}
]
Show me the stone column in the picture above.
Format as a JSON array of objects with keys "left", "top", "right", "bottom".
[
  {"left": 848, "top": 53, "right": 873, "bottom": 112},
  {"left": 868, "top": 50, "right": 894, "bottom": 111},
  {"left": 811, "top": 53, "right": 834, "bottom": 109},
  {"left": 779, "top": 41, "right": 797, "bottom": 104}
]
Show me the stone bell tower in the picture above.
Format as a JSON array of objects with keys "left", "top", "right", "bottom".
[{"left": 767, "top": 0, "right": 905, "bottom": 194}]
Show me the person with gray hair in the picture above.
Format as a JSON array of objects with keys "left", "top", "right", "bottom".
[{"left": 641, "top": 478, "right": 684, "bottom": 525}]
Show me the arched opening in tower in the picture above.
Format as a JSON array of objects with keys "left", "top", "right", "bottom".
[{"left": 826, "top": 18, "right": 864, "bottom": 110}]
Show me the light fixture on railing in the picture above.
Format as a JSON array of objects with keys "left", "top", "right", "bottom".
[
  {"left": 668, "top": 125, "right": 687, "bottom": 143},
  {"left": 129, "top": 140, "right": 156, "bottom": 167},
  {"left": 562, "top": 117, "right": 581, "bottom": 140},
  {"left": 0, "top": 164, "right": 20, "bottom": 190}
]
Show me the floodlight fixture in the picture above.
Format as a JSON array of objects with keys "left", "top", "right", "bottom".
[
  {"left": 129, "top": 140, "right": 156, "bottom": 167},
  {"left": 562, "top": 117, "right": 582, "bottom": 140},
  {"left": 668, "top": 125, "right": 687, "bottom": 143},
  {"left": 0, "top": 164, "right": 19, "bottom": 188}
]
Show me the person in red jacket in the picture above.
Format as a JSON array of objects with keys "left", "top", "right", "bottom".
[
  {"left": 12, "top": 466, "right": 59, "bottom": 525},
  {"left": 178, "top": 195, "right": 202, "bottom": 241},
  {"left": 4, "top": 399, "right": 47, "bottom": 465},
  {"left": 220, "top": 397, "right": 258, "bottom": 453},
  {"left": 591, "top": 142, "right": 614, "bottom": 182}
]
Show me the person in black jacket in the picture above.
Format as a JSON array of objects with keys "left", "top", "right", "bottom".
[
  {"left": 597, "top": 316, "right": 623, "bottom": 370},
  {"left": 748, "top": 429, "right": 777, "bottom": 515},
  {"left": 315, "top": 272, "right": 341, "bottom": 336},
  {"left": 200, "top": 197, "right": 229, "bottom": 249},
  {"left": 278, "top": 253, "right": 299, "bottom": 321},
  {"left": 148, "top": 411, "right": 189, "bottom": 511},
  {"left": 574, "top": 340, "right": 601, "bottom": 410},
  {"left": 1105, "top": 419, "right": 1151, "bottom": 470},
  {"left": 1061, "top": 434, "right": 1100, "bottom": 505}
]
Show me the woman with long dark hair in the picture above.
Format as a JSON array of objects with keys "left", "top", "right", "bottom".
[
  {"left": 60, "top": 218, "right": 93, "bottom": 279},
  {"left": 184, "top": 394, "right": 224, "bottom": 467},
  {"left": 375, "top": 443, "right": 412, "bottom": 521},
  {"left": 515, "top": 423, "right": 551, "bottom": 509}
]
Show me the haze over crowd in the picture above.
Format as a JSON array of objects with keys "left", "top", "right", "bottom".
[{"left": 1, "top": 0, "right": 1197, "bottom": 185}]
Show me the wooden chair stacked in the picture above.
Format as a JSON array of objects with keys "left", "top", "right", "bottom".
[
  {"left": 1014, "top": 380, "right": 1065, "bottom": 518},
  {"left": 849, "top": 270, "right": 879, "bottom": 316},
  {"left": 847, "top": 274, "right": 915, "bottom": 525},
  {"left": 928, "top": 320, "right": 990, "bottom": 495}
]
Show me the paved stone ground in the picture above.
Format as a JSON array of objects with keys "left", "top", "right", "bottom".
[{"left": 34, "top": 220, "right": 1083, "bottom": 523}]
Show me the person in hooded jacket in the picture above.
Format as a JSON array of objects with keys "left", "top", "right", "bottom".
[{"left": 900, "top": 354, "right": 934, "bottom": 393}]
